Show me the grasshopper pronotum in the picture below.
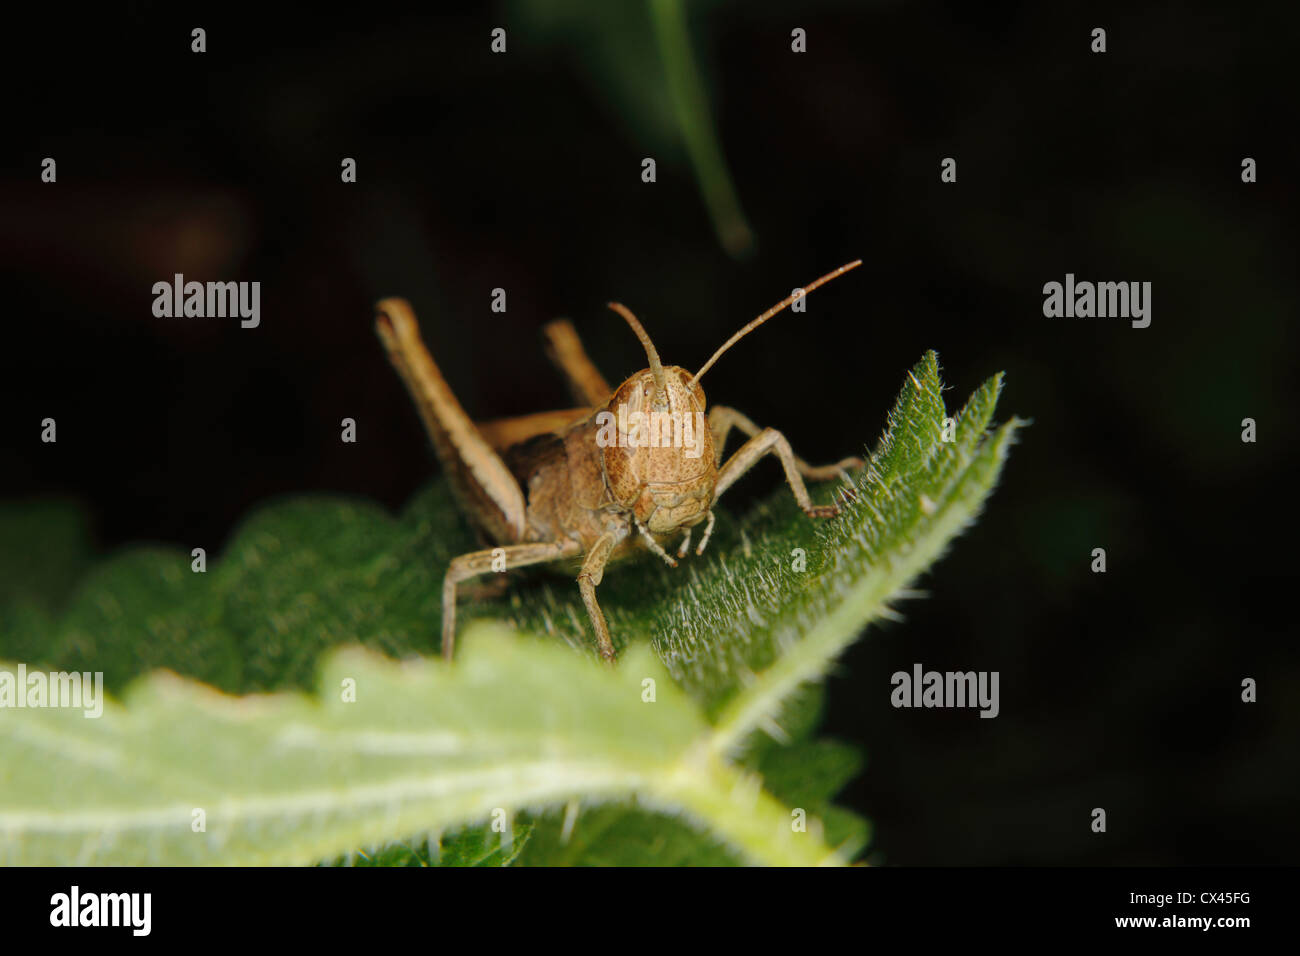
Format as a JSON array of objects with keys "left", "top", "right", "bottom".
[{"left": 375, "top": 261, "right": 863, "bottom": 662}]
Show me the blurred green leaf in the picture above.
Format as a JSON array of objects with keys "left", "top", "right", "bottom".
[{"left": 512, "top": 0, "right": 754, "bottom": 255}]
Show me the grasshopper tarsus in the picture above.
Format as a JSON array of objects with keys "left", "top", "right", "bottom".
[
  {"left": 675, "top": 531, "right": 693, "bottom": 559},
  {"left": 805, "top": 504, "right": 843, "bottom": 519},
  {"left": 377, "top": 262, "right": 863, "bottom": 663}
]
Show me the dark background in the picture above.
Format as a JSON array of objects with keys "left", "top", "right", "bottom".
[{"left": 2, "top": 1, "right": 1296, "bottom": 864}]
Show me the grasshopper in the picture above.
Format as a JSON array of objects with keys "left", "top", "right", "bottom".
[{"left": 375, "top": 260, "right": 863, "bottom": 662}]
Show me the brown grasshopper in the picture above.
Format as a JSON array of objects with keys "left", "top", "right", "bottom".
[{"left": 375, "top": 260, "right": 863, "bottom": 662}]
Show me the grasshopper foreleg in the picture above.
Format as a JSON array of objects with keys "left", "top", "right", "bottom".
[
  {"left": 709, "top": 406, "right": 862, "bottom": 480},
  {"left": 713, "top": 423, "right": 860, "bottom": 520},
  {"left": 443, "top": 540, "right": 583, "bottom": 659},
  {"left": 577, "top": 533, "right": 619, "bottom": 663}
]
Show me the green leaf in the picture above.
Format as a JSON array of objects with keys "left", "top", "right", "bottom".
[
  {"left": 0, "top": 627, "right": 835, "bottom": 866},
  {"left": 0, "top": 499, "right": 94, "bottom": 665},
  {"left": 510, "top": 0, "right": 754, "bottom": 256},
  {"left": 701, "top": 356, "right": 1023, "bottom": 757},
  {"left": 322, "top": 821, "right": 534, "bottom": 867},
  {"left": 492, "top": 351, "right": 1024, "bottom": 756},
  {"left": 0, "top": 499, "right": 94, "bottom": 612},
  {"left": 0, "top": 352, "right": 1022, "bottom": 865}
]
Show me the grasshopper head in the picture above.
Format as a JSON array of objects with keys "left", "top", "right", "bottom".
[
  {"left": 600, "top": 305, "right": 715, "bottom": 534},
  {"left": 598, "top": 262, "right": 862, "bottom": 537}
]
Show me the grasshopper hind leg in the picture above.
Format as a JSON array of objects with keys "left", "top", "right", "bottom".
[{"left": 542, "top": 319, "right": 613, "bottom": 407}]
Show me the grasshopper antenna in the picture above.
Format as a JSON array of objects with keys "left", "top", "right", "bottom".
[
  {"left": 607, "top": 301, "right": 667, "bottom": 397},
  {"left": 689, "top": 260, "right": 863, "bottom": 389}
]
